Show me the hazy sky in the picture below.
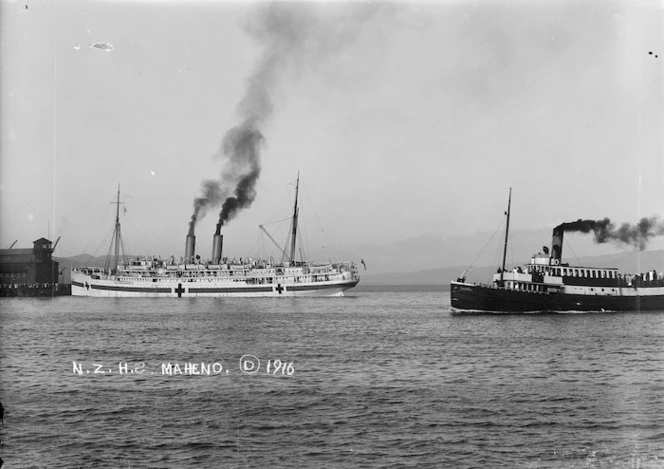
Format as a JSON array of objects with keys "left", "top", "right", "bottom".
[{"left": 1, "top": 0, "right": 662, "bottom": 262}]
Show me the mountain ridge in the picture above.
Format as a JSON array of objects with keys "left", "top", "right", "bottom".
[
  {"left": 359, "top": 250, "right": 664, "bottom": 285},
  {"left": 55, "top": 250, "right": 664, "bottom": 285}
]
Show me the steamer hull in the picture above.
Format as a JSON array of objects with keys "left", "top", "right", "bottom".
[
  {"left": 451, "top": 281, "right": 664, "bottom": 313},
  {"left": 71, "top": 268, "right": 359, "bottom": 298}
]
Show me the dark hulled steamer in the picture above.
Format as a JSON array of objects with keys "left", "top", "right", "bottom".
[{"left": 450, "top": 191, "right": 664, "bottom": 312}]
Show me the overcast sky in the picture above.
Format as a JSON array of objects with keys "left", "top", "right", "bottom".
[{"left": 1, "top": 0, "right": 662, "bottom": 262}]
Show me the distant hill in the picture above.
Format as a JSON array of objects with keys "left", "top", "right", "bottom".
[
  {"left": 360, "top": 250, "right": 664, "bottom": 285},
  {"left": 359, "top": 265, "right": 494, "bottom": 286},
  {"left": 570, "top": 250, "right": 664, "bottom": 274},
  {"left": 326, "top": 227, "right": 664, "bottom": 275},
  {"left": 330, "top": 229, "right": 554, "bottom": 274},
  {"left": 56, "top": 250, "right": 664, "bottom": 286}
]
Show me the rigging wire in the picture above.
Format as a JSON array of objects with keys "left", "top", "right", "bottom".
[
  {"left": 462, "top": 218, "right": 506, "bottom": 277},
  {"left": 264, "top": 181, "right": 295, "bottom": 225},
  {"left": 77, "top": 224, "right": 115, "bottom": 267},
  {"left": 261, "top": 216, "right": 293, "bottom": 226},
  {"left": 121, "top": 205, "right": 174, "bottom": 258},
  {"left": 253, "top": 213, "right": 291, "bottom": 261},
  {"left": 120, "top": 228, "right": 129, "bottom": 265},
  {"left": 512, "top": 192, "right": 549, "bottom": 252},
  {"left": 301, "top": 180, "right": 339, "bottom": 262},
  {"left": 247, "top": 176, "right": 336, "bottom": 265},
  {"left": 297, "top": 213, "right": 310, "bottom": 262},
  {"left": 77, "top": 203, "right": 113, "bottom": 257},
  {"left": 243, "top": 175, "right": 302, "bottom": 263},
  {"left": 492, "top": 235, "right": 503, "bottom": 272},
  {"left": 247, "top": 231, "right": 263, "bottom": 260},
  {"left": 257, "top": 231, "right": 272, "bottom": 260},
  {"left": 564, "top": 237, "right": 582, "bottom": 266},
  {"left": 119, "top": 207, "right": 131, "bottom": 262},
  {"left": 282, "top": 219, "right": 292, "bottom": 263}
]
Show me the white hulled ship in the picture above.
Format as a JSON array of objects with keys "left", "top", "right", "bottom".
[{"left": 72, "top": 176, "right": 359, "bottom": 297}]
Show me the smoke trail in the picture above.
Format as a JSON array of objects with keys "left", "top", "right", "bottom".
[
  {"left": 189, "top": 2, "right": 391, "bottom": 230},
  {"left": 556, "top": 217, "right": 664, "bottom": 250},
  {"left": 191, "top": 180, "right": 226, "bottom": 227}
]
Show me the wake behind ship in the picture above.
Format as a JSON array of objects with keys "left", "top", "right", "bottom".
[
  {"left": 450, "top": 190, "right": 664, "bottom": 313},
  {"left": 72, "top": 178, "right": 359, "bottom": 298}
]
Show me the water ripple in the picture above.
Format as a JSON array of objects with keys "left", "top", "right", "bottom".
[{"left": 1, "top": 290, "right": 663, "bottom": 467}]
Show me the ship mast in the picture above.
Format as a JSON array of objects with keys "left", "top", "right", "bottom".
[
  {"left": 106, "top": 184, "right": 124, "bottom": 273},
  {"left": 114, "top": 185, "right": 121, "bottom": 271},
  {"left": 289, "top": 172, "right": 300, "bottom": 264},
  {"left": 500, "top": 187, "right": 512, "bottom": 284}
]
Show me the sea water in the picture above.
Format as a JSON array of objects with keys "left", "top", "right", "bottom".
[{"left": 0, "top": 285, "right": 663, "bottom": 468}]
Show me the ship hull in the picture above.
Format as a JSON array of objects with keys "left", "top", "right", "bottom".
[
  {"left": 450, "top": 282, "right": 664, "bottom": 312},
  {"left": 71, "top": 273, "right": 359, "bottom": 298}
]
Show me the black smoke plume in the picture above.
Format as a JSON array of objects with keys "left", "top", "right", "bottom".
[
  {"left": 555, "top": 217, "right": 664, "bottom": 250},
  {"left": 189, "top": 2, "right": 391, "bottom": 231}
]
